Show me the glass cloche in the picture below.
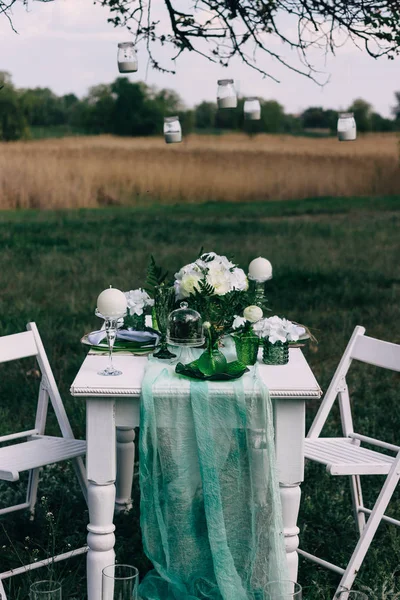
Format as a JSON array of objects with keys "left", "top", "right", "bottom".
[{"left": 167, "top": 302, "right": 205, "bottom": 347}]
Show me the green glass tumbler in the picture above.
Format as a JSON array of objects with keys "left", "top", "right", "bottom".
[
  {"left": 262, "top": 340, "right": 289, "bottom": 365},
  {"left": 233, "top": 333, "right": 259, "bottom": 365}
]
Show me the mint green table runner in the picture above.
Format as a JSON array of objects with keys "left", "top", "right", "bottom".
[{"left": 138, "top": 346, "right": 289, "bottom": 600}]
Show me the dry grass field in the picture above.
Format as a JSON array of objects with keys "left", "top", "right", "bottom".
[{"left": 0, "top": 132, "right": 399, "bottom": 209}]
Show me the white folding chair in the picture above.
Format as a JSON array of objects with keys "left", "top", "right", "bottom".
[
  {"left": 0, "top": 323, "right": 88, "bottom": 598},
  {"left": 298, "top": 325, "right": 400, "bottom": 598}
]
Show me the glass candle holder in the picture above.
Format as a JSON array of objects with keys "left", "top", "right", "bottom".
[
  {"left": 117, "top": 42, "right": 138, "bottom": 73},
  {"left": 217, "top": 79, "right": 237, "bottom": 109},
  {"left": 30, "top": 580, "right": 62, "bottom": 600},
  {"left": 95, "top": 309, "right": 126, "bottom": 376},
  {"left": 153, "top": 285, "right": 177, "bottom": 359},
  {"left": 164, "top": 116, "right": 182, "bottom": 144},
  {"left": 244, "top": 97, "right": 261, "bottom": 120},
  {"left": 262, "top": 339, "right": 289, "bottom": 365},
  {"left": 265, "top": 580, "right": 302, "bottom": 600},
  {"left": 102, "top": 564, "right": 139, "bottom": 600},
  {"left": 337, "top": 112, "right": 357, "bottom": 141},
  {"left": 233, "top": 332, "right": 259, "bottom": 365}
]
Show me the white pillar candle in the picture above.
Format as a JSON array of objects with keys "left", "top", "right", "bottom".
[
  {"left": 97, "top": 287, "right": 127, "bottom": 318},
  {"left": 248, "top": 257, "right": 273, "bottom": 282}
]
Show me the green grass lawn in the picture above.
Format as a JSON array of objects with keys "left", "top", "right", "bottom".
[{"left": 0, "top": 196, "right": 399, "bottom": 598}]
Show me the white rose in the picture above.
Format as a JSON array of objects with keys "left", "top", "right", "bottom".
[
  {"left": 179, "top": 271, "right": 203, "bottom": 298},
  {"left": 243, "top": 305, "right": 263, "bottom": 323}
]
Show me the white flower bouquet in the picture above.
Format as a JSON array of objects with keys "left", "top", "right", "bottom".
[
  {"left": 124, "top": 288, "right": 154, "bottom": 330},
  {"left": 253, "top": 316, "right": 306, "bottom": 344},
  {"left": 174, "top": 252, "right": 248, "bottom": 299}
]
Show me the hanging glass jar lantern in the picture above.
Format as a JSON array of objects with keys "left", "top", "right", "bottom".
[
  {"left": 167, "top": 302, "right": 205, "bottom": 347},
  {"left": 117, "top": 42, "right": 138, "bottom": 73},
  {"left": 244, "top": 97, "right": 261, "bottom": 120},
  {"left": 164, "top": 116, "right": 182, "bottom": 144},
  {"left": 337, "top": 112, "right": 356, "bottom": 141},
  {"left": 217, "top": 79, "right": 237, "bottom": 109}
]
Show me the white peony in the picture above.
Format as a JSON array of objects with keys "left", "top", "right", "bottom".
[
  {"left": 231, "top": 267, "right": 249, "bottom": 291},
  {"left": 124, "top": 288, "right": 154, "bottom": 316},
  {"left": 206, "top": 260, "right": 232, "bottom": 295},
  {"left": 174, "top": 263, "right": 203, "bottom": 299}
]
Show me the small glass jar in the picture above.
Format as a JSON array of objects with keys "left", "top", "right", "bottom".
[
  {"left": 217, "top": 79, "right": 237, "bottom": 109},
  {"left": 244, "top": 97, "right": 261, "bottom": 120},
  {"left": 164, "top": 116, "right": 182, "bottom": 144},
  {"left": 262, "top": 339, "right": 289, "bottom": 365},
  {"left": 233, "top": 332, "right": 259, "bottom": 365},
  {"left": 167, "top": 302, "right": 205, "bottom": 346},
  {"left": 117, "top": 42, "right": 138, "bottom": 73},
  {"left": 337, "top": 112, "right": 356, "bottom": 141}
]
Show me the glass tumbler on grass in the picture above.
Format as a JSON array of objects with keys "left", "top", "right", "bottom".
[
  {"left": 30, "top": 580, "right": 62, "bottom": 600},
  {"left": 337, "top": 592, "right": 368, "bottom": 600},
  {"left": 102, "top": 564, "right": 139, "bottom": 600},
  {"left": 265, "top": 580, "right": 302, "bottom": 600}
]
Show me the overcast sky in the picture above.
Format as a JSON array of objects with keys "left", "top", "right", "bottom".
[{"left": 1, "top": 0, "right": 399, "bottom": 117}]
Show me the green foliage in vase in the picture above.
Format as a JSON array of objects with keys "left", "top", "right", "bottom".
[{"left": 144, "top": 255, "right": 170, "bottom": 297}]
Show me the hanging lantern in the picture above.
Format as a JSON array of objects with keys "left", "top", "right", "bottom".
[
  {"left": 217, "top": 79, "right": 237, "bottom": 109},
  {"left": 164, "top": 116, "right": 182, "bottom": 144},
  {"left": 244, "top": 97, "right": 261, "bottom": 120},
  {"left": 337, "top": 112, "right": 357, "bottom": 141},
  {"left": 117, "top": 42, "right": 138, "bottom": 73}
]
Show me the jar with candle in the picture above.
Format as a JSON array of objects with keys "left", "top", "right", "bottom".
[
  {"left": 164, "top": 116, "right": 182, "bottom": 144},
  {"left": 337, "top": 112, "right": 356, "bottom": 141},
  {"left": 117, "top": 42, "right": 138, "bottom": 73},
  {"left": 244, "top": 97, "right": 261, "bottom": 120},
  {"left": 217, "top": 79, "right": 237, "bottom": 109}
]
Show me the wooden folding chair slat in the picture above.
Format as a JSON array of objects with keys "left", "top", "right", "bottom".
[
  {"left": 0, "top": 436, "right": 86, "bottom": 481},
  {"left": 305, "top": 439, "right": 394, "bottom": 475},
  {"left": 300, "top": 325, "right": 400, "bottom": 599}
]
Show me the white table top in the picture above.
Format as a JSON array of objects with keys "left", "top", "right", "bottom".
[{"left": 70, "top": 349, "right": 322, "bottom": 400}]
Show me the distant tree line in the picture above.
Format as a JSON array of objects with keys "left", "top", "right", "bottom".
[{"left": 0, "top": 70, "right": 399, "bottom": 142}]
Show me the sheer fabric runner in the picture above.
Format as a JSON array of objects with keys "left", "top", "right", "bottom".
[{"left": 139, "top": 346, "right": 289, "bottom": 600}]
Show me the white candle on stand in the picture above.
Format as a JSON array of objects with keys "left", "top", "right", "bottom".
[
  {"left": 97, "top": 287, "right": 127, "bottom": 318},
  {"left": 248, "top": 257, "right": 273, "bottom": 282}
]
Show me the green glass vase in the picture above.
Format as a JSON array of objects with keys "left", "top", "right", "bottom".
[
  {"left": 233, "top": 333, "right": 259, "bottom": 366},
  {"left": 262, "top": 339, "right": 289, "bottom": 365}
]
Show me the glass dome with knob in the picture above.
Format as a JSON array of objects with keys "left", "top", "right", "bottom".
[{"left": 167, "top": 302, "right": 205, "bottom": 347}]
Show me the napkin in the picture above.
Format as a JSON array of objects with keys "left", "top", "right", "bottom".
[{"left": 87, "top": 329, "right": 159, "bottom": 346}]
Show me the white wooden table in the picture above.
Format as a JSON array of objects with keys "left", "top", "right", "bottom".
[{"left": 70, "top": 349, "right": 321, "bottom": 600}]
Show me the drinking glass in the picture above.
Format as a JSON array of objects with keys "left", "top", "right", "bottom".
[
  {"left": 29, "top": 580, "right": 62, "bottom": 600},
  {"left": 102, "top": 564, "right": 139, "bottom": 600},
  {"left": 265, "top": 580, "right": 302, "bottom": 599},
  {"left": 153, "top": 285, "right": 176, "bottom": 359},
  {"left": 337, "top": 592, "right": 368, "bottom": 600}
]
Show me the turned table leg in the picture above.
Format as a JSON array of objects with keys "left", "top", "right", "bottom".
[
  {"left": 115, "top": 427, "right": 135, "bottom": 513},
  {"left": 86, "top": 399, "right": 117, "bottom": 600},
  {"left": 273, "top": 397, "right": 305, "bottom": 582}
]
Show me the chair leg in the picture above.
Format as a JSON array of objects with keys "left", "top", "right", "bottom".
[
  {"left": 335, "top": 456, "right": 400, "bottom": 597},
  {"left": 0, "top": 577, "right": 7, "bottom": 600},
  {"left": 349, "top": 475, "right": 366, "bottom": 535},
  {"left": 26, "top": 468, "right": 41, "bottom": 517}
]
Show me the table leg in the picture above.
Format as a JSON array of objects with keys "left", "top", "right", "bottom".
[
  {"left": 273, "top": 397, "right": 305, "bottom": 582},
  {"left": 86, "top": 399, "right": 117, "bottom": 600},
  {"left": 115, "top": 427, "right": 135, "bottom": 513}
]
